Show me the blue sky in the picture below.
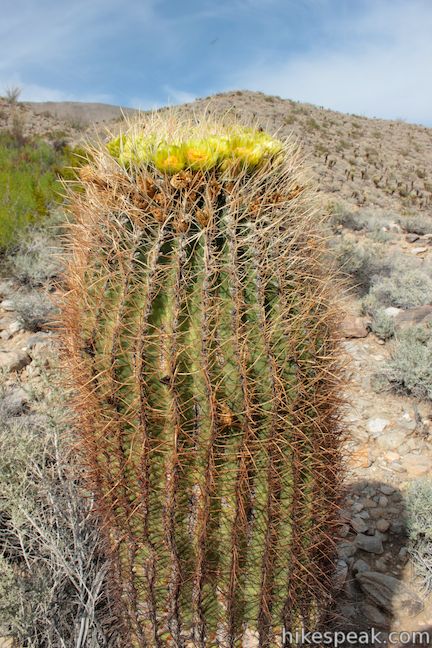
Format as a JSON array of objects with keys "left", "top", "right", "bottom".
[{"left": 1, "top": 0, "right": 431, "bottom": 125}]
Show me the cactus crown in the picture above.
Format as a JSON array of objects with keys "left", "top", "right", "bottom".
[{"left": 62, "top": 110, "right": 343, "bottom": 648}]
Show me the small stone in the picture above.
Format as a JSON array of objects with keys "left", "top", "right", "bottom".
[
  {"left": 376, "top": 519, "right": 390, "bottom": 533},
  {"left": 0, "top": 350, "right": 31, "bottom": 373},
  {"left": 0, "top": 330, "right": 11, "bottom": 340},
  {"left": 348, "top": 446, "right": 372, "bottom": 469},
  {"left": 359, "top": 603, "right": 391, "bottom": 628},
  {"left": 376, "top": 428, "right": 406, "bottom": 450},
  {"left": 411, "top": 246, "right": 428, "bottom": 255},
  {"left": 380, "top": 484, "right": 395, "bottom": 495},
  {"left": 338, "top": 524, "right": 350, "bottom": 538},
  {"left": 352, "top": 558, "right": 370, "bottom": 574},
  {"left": 351, "top": 516, "right": 368, "bottom": 533},
  {"left": 366, "top": 418, "right": 389, "bottom": 435},
  {"left": 401, "top": 455, "right": 431, "bottom": 476},
  {"left": 406, "top": 233, "right": 420, "bottom": 243},
  {"left": 355, "top": 533, "right": 384, "bottom": 554},
  {"left": 398, "top": 547, "right": 408, "bottom": 559},
  {"left": 8, "top": 320, "right": 23, "bottom": 335},
  {"left": 24, "top": 332, "right": 53, "bottom": 350},
  {"left": 352, "top": 501, "right": 364, "bottom": 513},
  {"left": 338, "top": 541, "right": 357, "bottom": 559},
  {"left": 384, "top": 306, "right": 402, "bottom": 318},
  {"left": 340, "top": 316, "right": 370, "bottom": 339},
  {"left": 333, "top": 559, "right": 349, "bottom": 591},
  {"left": 0, "top": 299, "right": 15, "bottom": 311},
  {"left": 378, "top": 496, "right": 388, "bottom": 507}
]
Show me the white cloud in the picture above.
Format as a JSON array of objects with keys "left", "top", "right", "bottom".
[{"left": 232, "top": 0, "right": 432, "bottom": 125}]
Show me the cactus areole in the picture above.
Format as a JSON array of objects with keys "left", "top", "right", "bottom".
[{"left": 62, "top": 112, "right": 343, "bottom": 647}]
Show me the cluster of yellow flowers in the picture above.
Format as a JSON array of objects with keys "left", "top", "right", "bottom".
[{"left": 106, "top": 128, "right": 283, "bottom": 174}]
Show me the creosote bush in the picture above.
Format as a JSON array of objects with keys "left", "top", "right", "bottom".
[{"left": 61, "top": 112, "right": 343, "bottom": 647}]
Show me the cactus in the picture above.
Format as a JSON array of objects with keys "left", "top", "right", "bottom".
[{"left": 61, "top": 112, "right": 343, "bottom": 647}]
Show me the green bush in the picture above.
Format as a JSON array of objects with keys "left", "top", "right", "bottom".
[
  {"left": 370, "top": 309, "right": 395, "bottom": 340},
  {"left": 332, "top": 239, "right": 393, "bottom": 294},
  {"left": 363, "top": 269, "right": 432, "bottom": 312},
  {"left": 0, "top": 133, "right": 85, "bottom": 248}
]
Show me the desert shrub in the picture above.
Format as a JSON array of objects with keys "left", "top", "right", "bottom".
[
  {"left": 405, "top": 479, "right": 432, "bottom": 592},
  {"left": 332, "top": 239, "right": 393, "bottom": 294},
  {"left": 3, "top": 85, "right": 21, "bottom": 104},
  {"left": 0, "top": 134, "right": 85, "bottom": 248},
  {"left": 12, "top": 291, "right": 57, "bottom": 331},
  {"left": 382, "top": 324, "right": 432, "bottom": 400},
  {"left": 331, "top": 205, "right": 400, "bottom": 234},
  {"left": 370, "top": 309, "right": 395, "bottom": 340},
  {"left": 0, "top": 374, "right": 121, "bottom": 646},
  {"left": 9, "top": 223, "right": 63, "bottom": 287},
  {"left": 363, "top": 268, "right": 432, "bottom": 312},
  {"left": 399, "top": 214, "right": 432, "bottom": 236}
]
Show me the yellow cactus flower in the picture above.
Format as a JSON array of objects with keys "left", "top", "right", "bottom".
[
  {"left": 183, "top": 139, "right": 219, "bottom": 171},
  {"left": 153, "top": 143, "right": 185, "bottom": 174},
  {"left": 106, "top": 134, "right": 126, "bottom": 158}
]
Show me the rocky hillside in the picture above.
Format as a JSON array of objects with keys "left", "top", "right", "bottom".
[{"left": 1, "top": 90, "right": 432, "bottom": 214}]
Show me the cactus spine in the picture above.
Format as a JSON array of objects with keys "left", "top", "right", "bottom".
[{"left": 62, "top": 112, "right": 343, "bottom": 647}]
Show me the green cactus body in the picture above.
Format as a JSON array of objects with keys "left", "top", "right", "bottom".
[{"left": 62, "top": 113, "right": 342, "bottom": 647}]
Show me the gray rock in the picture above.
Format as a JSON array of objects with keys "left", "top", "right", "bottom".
[
  {"left": 376, "top": 519, "right": 390, "bottom": 533},
  {"left": 0, "top": 350, "right": 31, "bottom": 373},
  {"left": 394, "top": 305, "right": 432, "bottom": 331},
  {"left": 366, "top": 418, "right": 389, "bottom": 436},
  {"left": 356, "top": 571, "right": 424, "bottom": 614},
  {"left": 359, "top": 603, "right": 391, "bottom": 628},
  {"left": 352, "top": 558, "right": 370, "bottom": 574},
  {"left": 24, "top": 332, "right": 53, "bottom": 350},
  {"left": 333, "top": 559, "right": 349, "bottom": 592},
  {"left": 380, "top": 485, "right": 395, "bottom": 495},
  {"left": 338, "top": 541, "right": 357, "bottom": 559},
  {"left": 355, "top": 533, "right": 384, "bottom": 554},
  {"left": 8, "top": 320, "right": 23, "bottom": 335},
  {"left": 351, "top": 516, "right": 369, "bottom": 533},
  {"left": 406, "top": 233, "right": 420, "bottom": 243},
  {"left": 0, "top": 299, "right": 15, "bottom": 311},
  {"left": 376, "top": 428, "right": 406, "bottom": 450}
]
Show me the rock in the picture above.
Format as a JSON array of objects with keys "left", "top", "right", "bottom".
[
  {"left": 0, "top": 350, "right": 31, "bottom": 373},
  {"left": 352, "top": 502, "right": 364, "bottom": 513},
  {"left": 352, "top": 558, "right": 370, "bottom": 574},
  {"left": 24, "top": 332, "right": 53, "bottom": 349},
  {"left": 394, "top": 305, "right": 432, "bottom": 331},
  {"left": 8, "top": 320, "right": 23, "bottom": 335},
  {"left": 338, "top": 524, "right": 350, "bottom": 538},
  {"left": 338, "top": 541, "right": 357, "bottom": 559},
  {"left": 401, "top": 455, "right": 431, "bottom": 476},
  {"left": 411, "top": 246, "right": 428, "bottom": 255},
  {"left": 384, "top": 451, "right": 400, "bottom": 462},
  {"left": 0, "top": 299, "right": 15, "bottom": 311},
  {"left": 379, "top": 484, "right": 395, "bottom": 495},
  {"left": 406, "top": 233, "right": 420, "bottom": 243},
  {"left": 0, "top": 316, "right": 14, "bottom": 331},
  {"left": 340, "top": 316, "right": 370, "bottom": 339},
  {"left": 351, "top": 516, "right": 369, "bottom": 533},
  {"left": 384, "top": 306, "right": 402, "bottom": 318},
  {"left": 376, "top": 428, "right": 406, "bottom": 450},
  {"left": 356, "top": 571, "right": 424, "bottom": 615},
  {"left": 348, "top": 445, "right": 372, "bottom": 469},
  {"left": 355, "top": 533, "right": 384, "bottom": 554},
  {"left": 376, "top": 519, "right": 390, "bottom": 533},
  {"left": 333, "top": 559, "right": 349, "bottom": 592},
  {"left": 366, "top": 418, "right": 389, "bottom": 436},
  {"left": 359, "top": 603, "right": 391, "bottom": 628},
  {"left": 377, "top": 496, "right": 388, "bottom": 507}
]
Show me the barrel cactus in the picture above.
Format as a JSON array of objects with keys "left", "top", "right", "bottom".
[{"left": 61, "top": 112, "right": 343, "bottom": 647}]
